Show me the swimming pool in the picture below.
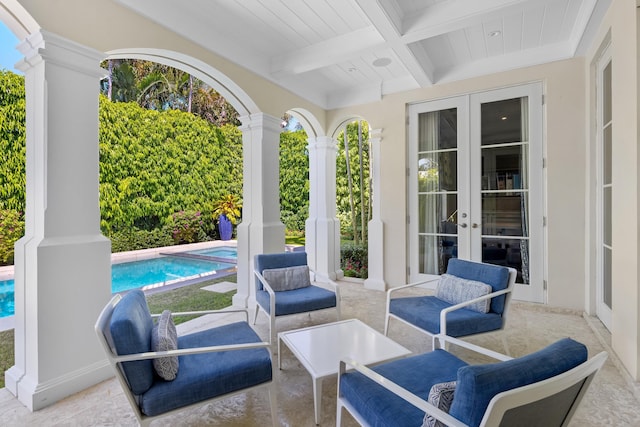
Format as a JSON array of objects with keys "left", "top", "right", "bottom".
[
  {"left": 0, "top": 254, "right": 236, "bottom": 318},
  {"left": 176, "top": 246, "right": 238, "bottom": 262}
]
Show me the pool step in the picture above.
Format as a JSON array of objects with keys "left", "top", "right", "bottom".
[{"left": 201, "top": 281, "right": 237, "bottom": 293}]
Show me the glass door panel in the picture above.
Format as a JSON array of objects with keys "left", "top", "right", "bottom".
[
  {"left": 409, "top": 84, "right": 542, "bottom": 301},
  {"left": 478, "top": 97, "right": 530, "bottom": 284},
  {"left": 417, "top": 108, "right": 460, "bottom": 275}
]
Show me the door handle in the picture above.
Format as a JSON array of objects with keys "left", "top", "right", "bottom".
[
  {"left": 472, "top": 223, "right": 480, "bottom": 229},
  {"left": 458, "top": 223, "right": 468, "bottom": 228}
]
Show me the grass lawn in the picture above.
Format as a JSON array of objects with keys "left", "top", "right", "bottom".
[{"left": 0, "top": 274, "right": 237, "bottom": 389}]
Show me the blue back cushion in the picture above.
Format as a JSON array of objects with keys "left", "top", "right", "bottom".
[
  {"left": 449, "top": 338, "right": 588, "bottom": 427},
  {"left": 110, "top": 290, "right": 155, "bottom": 395},
  {"left": 254, "top": 252, "right": 308, "bottom": 291},
  {"left": 446, "top": 258, "right": 510, "bottom": 314}
]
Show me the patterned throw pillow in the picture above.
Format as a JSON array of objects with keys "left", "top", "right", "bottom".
[
  {"left": 263, "top": 265, "right": 312, "bottom": 291},
  {"left": 151, "top": 310, "right": 179, "bottom": 381},
  {"left": 422, "top": 381, "right": 457, "bottom": 427},
  {"left": 435, "top": 274, "right": 493, "bottom": 313}
]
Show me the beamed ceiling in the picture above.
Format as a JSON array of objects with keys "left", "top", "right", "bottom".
[{"left": 116, "top": 0, "right": 610, "bottom": 109}]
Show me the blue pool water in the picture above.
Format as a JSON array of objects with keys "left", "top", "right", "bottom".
[
  {"left": 0, "top": 255, "right": 236, "bottom": 318},
  {"left": 184, "top": 246, "right": 237, "bottom": 260}
]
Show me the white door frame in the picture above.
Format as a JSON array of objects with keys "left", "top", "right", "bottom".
[{"left": 408, "top": 83, "right": 545, "bottom": 303}]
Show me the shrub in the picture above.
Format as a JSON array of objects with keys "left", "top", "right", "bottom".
[
  {"left": 110, "top": 227, "right": 174, "bottom": 253},
  {"left": 340, "top": 243, "right": 368, "bottom": 279},
  {"left": 0, "top": 209, "right": 24, "bottom": 265},
  {"left": 281, "top": 208, "right": 308, "bottom": 234},
  {"left": 168, "top": 210, "right": 204, "bottom": 244}
]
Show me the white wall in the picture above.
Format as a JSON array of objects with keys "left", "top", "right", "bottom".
[{"left": 585, "top": 0, "right": 640, "bottom": 381}]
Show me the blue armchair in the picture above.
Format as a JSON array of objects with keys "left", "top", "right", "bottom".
[
  {"left": 254, "top": 251, "right": 340, "bottom": 344},
  {"left": 385, "top": 258, "right": 516, "bottom": 348},
  {"left": 337, "top": 335, "right": 607, "bottom": 427},
  {"left": 95, "top": 290, "right": 277, "bottom": 426}
]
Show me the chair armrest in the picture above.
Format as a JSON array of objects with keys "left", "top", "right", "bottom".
[
  {"left": 434, "top": 335, "right": 512, "bottom": 362},
  {"left": 254, "top": 270, "right": 277, "bottom": 317},
  {"left": 151, "top": 308, "right": 251, "bottom": 323},
  {"left": 339, "top": 358, "right": 469, "bottom": 427},
  {"left": 386, "top": 277, "right": 440, "bottom": 317},
  {"left": 112, "top": 340, "right": 272, "bottom": 364},
  {"left": 439, "top": 288, "right": 512, "bottom": 336},
  {"left": 387, "top": 277, "right": 440, "bottom": 297},
  {"left": 308, "top": 267, "right": 341, "bottom": 296}
]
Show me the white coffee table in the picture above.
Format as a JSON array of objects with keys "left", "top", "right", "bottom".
[{"left": 278, "top": 319, "right": 411, "bottom": 425}]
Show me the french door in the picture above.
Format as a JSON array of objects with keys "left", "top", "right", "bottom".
[
  {"left": 409, "top": 84, "right": 544, "bottom": 302},
  {"left": 596, "top": 46, "right": 612, "bottom": 329}
]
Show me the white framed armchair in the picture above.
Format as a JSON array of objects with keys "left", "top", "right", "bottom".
[
  {"left": 95, "top": 289, "right": 277, "bottom": 426},
  {"left": 385, "top": 258, "right": 516, "bottom": 349},
  {"left": 337, "top": 334, "right": 607, "bottom": 427},
  {"left": 254, "top": 251, "right": 341, "bottom": 344}
]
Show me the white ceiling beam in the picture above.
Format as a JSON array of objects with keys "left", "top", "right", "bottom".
[
  {"left": 401, "top": 0, "right": 535, "bottom": 43},
  {"left": 355, "top": 0, "right": 434, "bottom": 86},
  {"left": 270, "top": 26, "right": 384, "bottom": 76}
]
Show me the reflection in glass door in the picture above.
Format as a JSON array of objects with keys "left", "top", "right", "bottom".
[
  {"left": 410, "top": 97, "right": 469, "bottom": 279},
  {"left": 478, "top": 98, "right": 530, "bottom": 284},
  {"left": 418, "top": 107, "right": 459, "bottom": 275}
]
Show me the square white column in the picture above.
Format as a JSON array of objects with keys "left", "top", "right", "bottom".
[{"left": 5, "top": 30, "right": 112, "bottom": 411}]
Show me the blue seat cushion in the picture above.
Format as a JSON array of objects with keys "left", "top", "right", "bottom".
[
  {"left": 446, "top": 259, "right": 510, "bottom": 314},
  {"left": 255, "top": 252, "right": 308, "bottom": 291},
  {"left": 389, "top": 295, "right": 503, "bottom": 337},
  {"left": 449, "top": 338, "right": 588, "bottom": 427},
  {"left": 140, "top": 321, "right": 272, "bottom": 417},
  {"left": 340, "top": 350, "right": 468, "bottom": 427},
  {"left": 110, "top": 290, "right": 155, "bottom": 395},
  {"left": 256, "top": 285, "right": 337, "bottom": 316}
]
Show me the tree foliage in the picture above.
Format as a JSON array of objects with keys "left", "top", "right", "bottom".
[
  {"left": 279, "top": 130, "right": 309, "bottom": 233},
  {"left": 101, "top": 60, "right": 240, "bottom": 126},
  {"left": 98, "top": 95, "right": 243, "bottom": 236},
  {"left": 336, "top": 122, "right": 370, "bottom": 243},
  {"left": 0, "top": 70, "right": 26, "bottom": 212}
]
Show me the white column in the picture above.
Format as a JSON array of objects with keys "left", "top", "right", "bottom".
[
  {"left": 234, "top": 113, "right": 285, "bottom": 308},
  {"left": 4, "top": 31, "right": 112, "bottom": 411},
  {"left": 305, "top": 136, "right": 342, "bottom": 281},
  {"left": 364, "top": 129, "right": 386, "bottom": 290}
]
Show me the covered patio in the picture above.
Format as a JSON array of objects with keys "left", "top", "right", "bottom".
[
  {"left": 2, "top": 0, "right": 640, "bottom": 424},
  {"left": 1, "top": 280, "right": 639, "bottom": 425}
]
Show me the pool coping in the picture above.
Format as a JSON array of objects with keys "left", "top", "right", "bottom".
[
  {"left": 0, "top": 240, "right": 238, "bottom": 329},
  {"left": 0, "top": 240, "right": 237, "bottom": 281}
]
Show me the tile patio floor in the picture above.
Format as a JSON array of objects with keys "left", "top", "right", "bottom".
[{"left": 1, "top": 280, "right": 639, "bottom": 426}]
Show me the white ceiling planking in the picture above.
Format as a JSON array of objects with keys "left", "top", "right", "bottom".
[
  {"left": 539, "top": 1, "right": 571, "bottom": 45},
  {"left": 560, "top": 0, "right": 586, "bottom": 41},
  {"left": 484, "top": 18, "right": 506, "bottom": 57},
  {"left": 521, "top": 5, "right": 546, "bottom": 50},
  {"left": 324, "top": 0, "right": 371, "bottom": 29},
  {"left": 115, "top": 0, "right": 609, "bottom": 109},
  {"left": 503, "top": 11, "right": 524, "bottom": 53},
  {"left": 466, "top": 25, "right": 489, "bottom": 62}
]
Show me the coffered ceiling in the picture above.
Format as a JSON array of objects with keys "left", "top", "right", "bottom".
[{"left": 117, "top": 0, "right": 609, "bottom": 109}]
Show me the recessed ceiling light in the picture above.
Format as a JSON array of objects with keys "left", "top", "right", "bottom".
[
  {"left": 372, "top": 57, "right": 392, "bottom": 67},
  {"left": 501, "top": 116, "right": 508, "bottom": 121},
  {"left": 488, "top": 30, "right": 502, "bottom": 37}
]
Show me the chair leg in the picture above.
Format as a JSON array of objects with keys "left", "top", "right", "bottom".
[
  {"left": 268, "top": 383, "right": 278, "bottom": 427},
  {"left": 270, "top": 314, "right": 276, "bottom": 346},
  {"left": 384, "top": 315, "right": 390, "bottom": 336},
  {"left": 253, "top": 304, "right": 260, "bottom": 325},
  {"left": 501, "top": 331, "right": 512, "bottom": 357},
  {"left": 336, "top": 399, "right": 343, "bottom": 427}
]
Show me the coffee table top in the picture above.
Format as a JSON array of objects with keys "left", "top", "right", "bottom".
[{"left": 278, "top": 319, "right": 411, "bottom": 379}]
